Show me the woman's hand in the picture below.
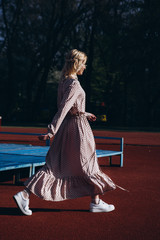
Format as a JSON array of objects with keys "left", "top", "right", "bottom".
[
  {"left": 38, "top": 134, "right": 49, "bottom": 141},
  {"left": 87, "top": 114, "right": 97, "bottom": 122}
]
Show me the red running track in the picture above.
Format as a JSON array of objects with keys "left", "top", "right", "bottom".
[{"left": 0, "top": 127, "right": 160, "bottom": 240}]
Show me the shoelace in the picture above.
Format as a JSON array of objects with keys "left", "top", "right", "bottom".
[{"left": 101, "top": 200, "right": 109, "bottom": 206}]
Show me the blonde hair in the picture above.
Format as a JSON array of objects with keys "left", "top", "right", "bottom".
[{"left": 61, "top": 49, "right": 87, "bottom": 80}]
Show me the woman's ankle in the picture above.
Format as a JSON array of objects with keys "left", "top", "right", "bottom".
[
  {"left": 22, "top": 189, "right": 31, "bottom": 200},
  {"left": 91, "top": 195, "right": 100, "bottom": 204}
]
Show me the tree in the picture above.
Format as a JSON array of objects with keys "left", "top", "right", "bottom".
[{"left": 0, "top": 0, "right": 159, "bottom": 128}]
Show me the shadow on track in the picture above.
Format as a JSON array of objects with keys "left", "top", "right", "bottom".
[{"left": 0, "top": 207, "right": 89, "bottom": 215}]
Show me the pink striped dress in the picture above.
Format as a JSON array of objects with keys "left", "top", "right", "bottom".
[{"left": 24, "top": 76, "right": 116, "bottom": 201}]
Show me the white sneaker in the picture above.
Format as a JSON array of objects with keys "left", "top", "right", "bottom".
[
  {"left": 13, "top": 192, "right": 32, "bottom": 216},
  {"left": 90, "top": 199, "right": 115, "bottom": 213}
]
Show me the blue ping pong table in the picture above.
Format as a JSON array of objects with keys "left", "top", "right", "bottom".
[{"left": 0, "top": 136, "right": 123, "bottom": 183}]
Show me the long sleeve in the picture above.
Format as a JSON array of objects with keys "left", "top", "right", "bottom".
[{"left": 48, "top": 79, "right": 81, "bottom": 137}]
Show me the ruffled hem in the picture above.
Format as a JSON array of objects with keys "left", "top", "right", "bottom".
[{"left": 24, "top": 165, "right": 116, "bottom": 202}]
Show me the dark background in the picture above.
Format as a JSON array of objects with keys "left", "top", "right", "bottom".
[{"left": 0, "top": 0, "right": 160, "bottom": 129}]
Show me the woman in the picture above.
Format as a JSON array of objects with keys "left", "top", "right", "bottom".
[{"left": 13, "top": 49, "right": 116, "bottom": 215}]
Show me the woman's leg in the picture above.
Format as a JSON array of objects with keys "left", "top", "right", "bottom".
[
  {"left": 91, "top": 194, "right": 100, "bottom": 204},
  {"left": 21, "top": 188, "right": 31, "bottom": 199}
]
